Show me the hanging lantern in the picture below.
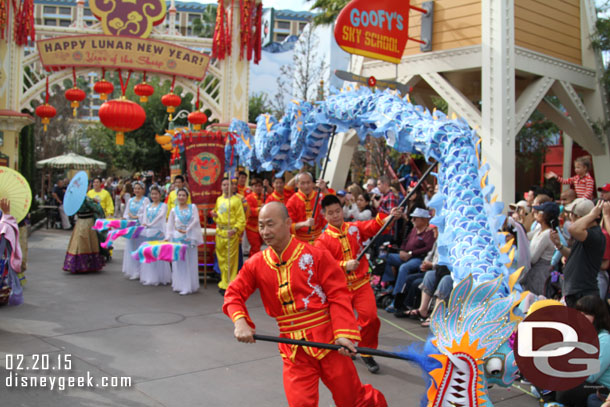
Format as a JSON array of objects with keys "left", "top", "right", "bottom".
[
  {"left": 161, "top": 93, "right": 181, "bottom": 118},
  {"left": 35, "top": 104, "right": 56, "bottom": 132},
  {"left": 161, "top": 76, "right": 181, "bottom": 120},
  {"left": 134, "top": 72, "right": 154, "bottom": 103},
  {"left": 65, "top": 87, "right": 86, "bottom": 117},
  {"left": 187, "top": 85, "right": 207, "bottom": 130},
  {"left": 36, "top": 77, "right": 56, "bottom": 131},
  {"left": 65, "top": 68, "right": 86, "bottom": 117},
  {"left": 93, "top": 68, "right": 114, "bottom": 101},
  {"left": 135, "top": 82, "right": 154, "bottom": 103},
  {"left": 188, "top": 111, "right": 207, "bottom": 131},
  {"left": 98, "top": 69, "right": 146, "bottom": 145}
]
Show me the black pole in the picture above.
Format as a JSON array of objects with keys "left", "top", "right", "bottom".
[
  {"left": 252, "top": 334, "right": 410, "bottom": 361},
  {"left": 308, "top": 128, "right": 336, "bottom": 234},
  {"left": 356, "top": 161, "right": 438, "bottom": 261}
]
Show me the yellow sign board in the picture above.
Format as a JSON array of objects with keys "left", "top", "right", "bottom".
[{"left": 37, "top": 35, "right": 210, "bottom": 80}]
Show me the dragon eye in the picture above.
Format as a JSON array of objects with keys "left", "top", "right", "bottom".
[{"left": 485, "top": 357, "right": 503, "bottom": 376}]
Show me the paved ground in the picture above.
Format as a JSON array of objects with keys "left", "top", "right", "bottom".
[{"left": 0, "top": 228, "right": 540, "bottom": 406}]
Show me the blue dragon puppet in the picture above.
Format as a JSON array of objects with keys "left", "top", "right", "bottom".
[{"left": 229, "top": 87, "right": 528, "bottom": 406}]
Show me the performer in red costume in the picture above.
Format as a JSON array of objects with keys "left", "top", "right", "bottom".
[
  {"left": 286, "top": 172, "right": 330, "bottom": 244},
  {"left": 244, "top": 178, "right": 264, "bottom": 255},
  {"left": 236, "top": 170, "right": 252, "bottom": 197},
  {"left": 315, "top": 195, "right": 401, "bottom": 374},
  {"left": 266, "top": 176, "right": 295, "bottom": 204},
  {"left": 223, "top": 202, "right": 387, "bottom": 407}
]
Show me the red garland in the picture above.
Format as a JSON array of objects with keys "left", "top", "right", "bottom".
[
  {"left": 252, "top": 2, "right": 262, "bottom": 64},
  {"left": 14, "top": 0, "right": 34, "bottom": 45},
  {"left": 0, "top": 0, "right": 8, "bottom": 40},
  {"left": 212, "top": 0, "right": 226, "bottom": 60},
  {"left": 225, "top": 0, "right": 232, "bottom": 56}
]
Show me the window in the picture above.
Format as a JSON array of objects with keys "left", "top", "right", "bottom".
[
  {"left": 59, "top": 19, "right": 71, "bottom": 27},
  {"left": 276, "top": 20, "right": 290, "bottom": 30},
  {"left": 43, "top": 6, "right": 55, "bottom": 14},
  {"left": 275, "top": 33, "right": 288, "bottom": 42},
  {"left": 44, "top": 19, "right": 57, "bottom": 26},
  {"left": 84, "top": 8, "right": 92, "bottom": 16},
  {"left": 188, "top": 13, "right": 200, "bottom": 23},
  {"left": 299, "top": 22, "right": 307, "bottom": 31},
  {"left": 58, "top": 7, "right": 71, "bottom": 15}
]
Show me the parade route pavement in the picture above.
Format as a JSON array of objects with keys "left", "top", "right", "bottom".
[{"left": 1, "top": 229, "right": 540, "bottom": 406}]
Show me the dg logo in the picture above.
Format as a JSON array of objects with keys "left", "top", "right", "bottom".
[{"left": 515, "top": 305, "right": 600, "bottom": 391}]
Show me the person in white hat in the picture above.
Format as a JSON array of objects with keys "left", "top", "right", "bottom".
[{"left": 551, "top": 198, "right": 606, "bottom": 307}]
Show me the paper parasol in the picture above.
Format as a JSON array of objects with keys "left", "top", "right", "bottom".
[
  {"left": 63, "top": 171, "right": 88, "bottom": 216},
  {"left": 0, "top": 167, "right": 32, "bottom": 223}
]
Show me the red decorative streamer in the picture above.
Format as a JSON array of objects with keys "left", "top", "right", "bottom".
[
  {"left": 212, "top": 0, "right": 227, "bottom": 60},
  {"left": 117, "top": 69, "right": 133, "bottom": 96},
  {"left": 13, "top": 0, "right": 35, "bottom": 45},
  {"left": 0, "top": 0, "right": 8, "bottom": 39}
]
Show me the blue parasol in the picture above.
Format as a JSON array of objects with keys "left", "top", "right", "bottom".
[{"left": 63, "top": 171, "right": 88, "bottom": 216}]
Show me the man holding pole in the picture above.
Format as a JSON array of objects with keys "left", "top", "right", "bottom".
[
  {"left": 223, "top": 202, "right": 387, "bottom": 407},
  {"left": 315, "top": 194, "right": 402, "bottom": 374},
  {"left": 285, "top": 172, "right": 329, "bottom": 244},
  {"left": 212, "top": 178, "right": 246, "bottom": 295}
]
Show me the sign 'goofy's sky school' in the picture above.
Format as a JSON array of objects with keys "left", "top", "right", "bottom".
[{"left": 334, "top": 0, "right": 427, "bottom": 64}]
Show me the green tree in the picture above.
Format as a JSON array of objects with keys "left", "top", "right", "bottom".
[
  {"left": 192, "top": 4, "right": 217, "bottom": 38},
  {"left": 248, "top": 92, "right": 271, "bottom": 122},
  {"left": 307, "top": 0, "right": 348, "bottom": 26}
]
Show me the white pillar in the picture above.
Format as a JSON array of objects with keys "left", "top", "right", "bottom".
[
  {"left": 219, "top": 0, "right": 249, "bottom": 123},
  {"left": 481, "top": 0, "right": 516, "bottom": 204}
]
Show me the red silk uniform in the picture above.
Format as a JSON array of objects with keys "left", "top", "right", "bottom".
[
  {"left": 237, "top": 184, "right": 252, "bottom": 198},
  {"left": 223, "top": 238, "right": 387, "bottom": 407},
  {"left": 315, "top": 214, "right": 386, "bottom": 350},
  {"left": 286, "top": 190, "right": 327, "bottom": 244},
  {"left": 245, "top": 192, "right": 263, "bottom": 255},
  {"left": 266, "top": 189, "right": 294, "bottom": 204}
]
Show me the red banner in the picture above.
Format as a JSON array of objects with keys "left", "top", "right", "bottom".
[
  {"left": 334, "top": 0, "right": 411, "bottom": 64},
  {"left": 184, "top": 132, "right": 225, "bottom": 210}
]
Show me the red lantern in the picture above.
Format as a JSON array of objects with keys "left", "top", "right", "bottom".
[
  {"left": 135, "top": 82, "right": 154, "bottom": 103},
  {"left": 65, "top": 87, "right": 86, "bottom": 117},
  {"left": 99, "top": 98, "right": 146, "bottom": 145},
  {"left": 162, "top": 92, "right": 181, "bottom": 118},
  {"left": 35, "top": 104, "right": 56, "bottom": 132},
  {"left": 93, "top": 80, "right": 114, "bottom": 101},
  {"left": 368, "top": 76, "right": 377, "bottom": 87},
  {"left": 188, "top": 111, "right": 207, "bottom": 131},
  {"left": 36, "top": 77, "right": 56, "bottom": 131}
]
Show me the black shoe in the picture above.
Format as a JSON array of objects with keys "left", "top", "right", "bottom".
[
  {"left": 361, "top": 356, "right": 380, "bottom": 374},
  {"left": 218, "top": 288, "right": 226, "bottom": 296}
]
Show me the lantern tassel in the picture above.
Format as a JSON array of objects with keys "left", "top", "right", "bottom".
[{"left": 116, "top": 132, "right": 124, "bottom": 145}]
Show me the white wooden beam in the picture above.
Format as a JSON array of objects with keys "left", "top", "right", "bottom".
[
  {"left": 514, "top": 77, "right": 554, "bottom": 137},
  {"left": 481, "top": 0, "right": 515, "bottom": 205},
  {"left": 537, "top": 99, "right": 601, "bottom": 153},
  {"left": 551, "top": 80, "right": 604, "bottom": 151},
  {"left": 514, "top": 46, "right": 597, "bottom": 90},
  {"left": 420, "top": 72, "right": 482, "bottom": 130},
  {"left": 362, "top": 45, "right": 482, "bottom": 79}
]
